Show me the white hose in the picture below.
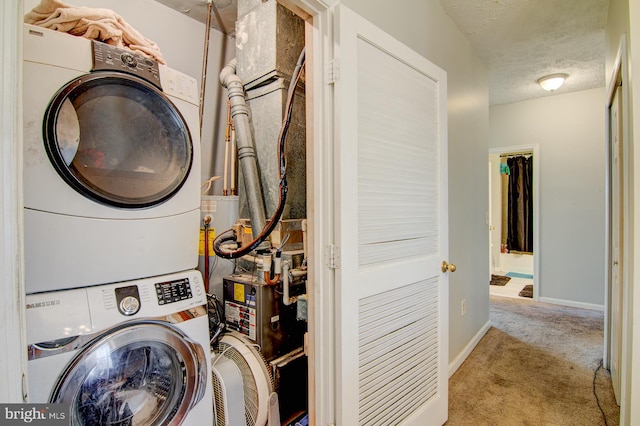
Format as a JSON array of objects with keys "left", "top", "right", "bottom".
[
  {"left": 301, "top": 219, "right": 308, "bottom": 265},
  {"left": 282, "top": 261, "right": 295, "bottom": 306}
]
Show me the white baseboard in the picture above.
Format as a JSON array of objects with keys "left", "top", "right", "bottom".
[
  {"left": 538, "top": 297, "right": 604, "bottom": 312},
  {"left": 448, "top": 320, "right": 491, "bottom": 378}
]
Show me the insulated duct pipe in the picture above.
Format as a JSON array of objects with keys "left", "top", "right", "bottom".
[{"left": 219, "top": 59, "right": 267, "bottom": 237}]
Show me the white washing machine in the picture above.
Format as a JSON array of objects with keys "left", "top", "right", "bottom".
[
  {"left": 23, "top": 24, "right": 201, "bottom": 294},
  {"left": 26, "top": 269, "right": 213, "bottom": 425}
]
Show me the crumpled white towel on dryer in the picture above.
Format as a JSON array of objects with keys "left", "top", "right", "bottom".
[{"left": 24, "top": 0, "right": 166, "bottom": 64}]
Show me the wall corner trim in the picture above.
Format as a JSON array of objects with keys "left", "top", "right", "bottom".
[{"left": 448, "top": 320, "right": 491, "bottom": 378}]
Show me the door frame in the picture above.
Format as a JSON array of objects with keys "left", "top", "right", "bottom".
[
  {"left": 233, "top": 1, "right": 339, "bottom": 422},
  {"left": 280, "top": 0, "right": 338, "bottom": 423},
  {"left": 604, "top": 34, "right": 630, "bottom": 422},
  {"left": 1, "top": 0, "right": 28, "bottom": 403},
  {"left": 488, "top": 145, "right": 540, "bottom": 300}
]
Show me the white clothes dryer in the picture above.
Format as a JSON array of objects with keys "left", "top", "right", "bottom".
[
  {"left": 26, "top": 269, "right": 213, "bottom": 426},
  {"left": 23, "top": 24, "right": 201, "bottom": 294}
]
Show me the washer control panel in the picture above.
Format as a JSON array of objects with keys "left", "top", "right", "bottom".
[
  {"left": 155, "top": 278, "right": 193, "bottom": 305},
  {"left": 91, "top": 40, "right": 161, "bottom": 88},
  {"left": 115, "top": 285, "right": 141, "bottom": 316}
]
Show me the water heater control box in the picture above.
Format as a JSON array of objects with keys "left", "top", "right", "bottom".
[{"left": 223, "top": 274, "right": 304, "bottom": 360}]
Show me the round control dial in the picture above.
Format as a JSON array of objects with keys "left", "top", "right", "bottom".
[
  {"left": 121, "top": 53, "right": 138, "bottom": 68},
  {"left": 119, "top": 295, "right": 140, "bottom": 316}
]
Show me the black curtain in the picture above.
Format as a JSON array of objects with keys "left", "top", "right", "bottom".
[{"left": 507, "top": 156, "right": 533, "bottom": 253}]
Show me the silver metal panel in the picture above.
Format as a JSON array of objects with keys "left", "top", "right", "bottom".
[
  {"left": 236, "top": 0, "right": 305, "bottom": 88},
  {"left": 237, "top": 80, "right": 306, "bottom": 220},
  {"left": 223, "top": 274, "right": 305, "bottom": 360}
]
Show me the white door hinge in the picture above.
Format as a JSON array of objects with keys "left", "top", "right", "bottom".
[
  {"left": 325, "top": 244, "right": 341, "bottom": 269},
  {"left": 326, "top": 59, "right": 340, "bottom": 84}
]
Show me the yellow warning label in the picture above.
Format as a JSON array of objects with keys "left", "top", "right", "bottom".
[
  {"left": 244, "top": 226, "right": 252, "bottom": 234},
  {"left": 198, "top": 228, "right": 216, "bottom": 256},
  {"left": 234, "top": 283, "right": 245, "bottom": 302}
]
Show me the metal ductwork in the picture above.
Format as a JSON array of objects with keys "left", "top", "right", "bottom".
[
  {"left": 235, "top": 0, "right": 306, "bottom": 221},
  {"left": 219, "top": 59, "right": 267, "bottom": 237}
]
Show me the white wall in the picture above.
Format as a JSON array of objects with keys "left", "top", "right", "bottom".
[
  {"left": 23, "top": 0, "right": 234, "bottom": 191},
  {"left": 499, "top": 253, "right": 534, "bottom": 275},
  {"left": 340, "top": 0, "right": 490, "bottom": 365},
  {"left": 490, "top": 88, "right": 606, "bottom": 307}
]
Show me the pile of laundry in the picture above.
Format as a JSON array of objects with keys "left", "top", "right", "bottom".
[{"left": 25, "top": 0, "right": 165, "bottom": 64}]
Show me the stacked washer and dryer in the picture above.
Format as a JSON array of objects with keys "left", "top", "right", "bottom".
[{"left": 23, "top": 24, "right": 213, "bottom": 425}]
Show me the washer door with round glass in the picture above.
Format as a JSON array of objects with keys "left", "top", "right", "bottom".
[
  {"left": 50, "top": 321, "right": 206, "bottom": 426},
  {"left": 43, "top": 71, "right": 193, "bottom": 209}
]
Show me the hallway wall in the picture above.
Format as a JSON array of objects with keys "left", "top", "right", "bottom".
[{"left": 490, "top": 88, "right": 606, "bottom": 308}]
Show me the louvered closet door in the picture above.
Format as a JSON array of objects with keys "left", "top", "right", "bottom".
[{"left": 333, "top": 6, "right": 449, "bottom": 425}]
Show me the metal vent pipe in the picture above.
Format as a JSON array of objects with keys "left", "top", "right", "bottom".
[{"left": 219, "top": 59, "right": 266, "bottom": 238}]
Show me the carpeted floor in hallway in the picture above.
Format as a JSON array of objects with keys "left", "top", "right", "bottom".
[{"left": 446, "top": 295, "right": 619, "bottom": 425}]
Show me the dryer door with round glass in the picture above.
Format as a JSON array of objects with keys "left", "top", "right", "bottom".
[
  {"left": 50, "top": 321, "right": 206, "bottom": 426},
  {"left": 43, "top": 72, "right": 193, "bottom": 209}
]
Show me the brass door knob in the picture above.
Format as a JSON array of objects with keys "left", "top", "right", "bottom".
[{"left": 442, "top": 261, "right": 457, "bottom": 273}]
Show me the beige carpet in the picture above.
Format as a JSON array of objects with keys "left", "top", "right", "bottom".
[{"left": 446, "top": 295, "right": 619, "bottom": 425}]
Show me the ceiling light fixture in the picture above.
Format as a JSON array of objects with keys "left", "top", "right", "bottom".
[{"left": 537, "top": 73, "right": 568, "bottom": 91}]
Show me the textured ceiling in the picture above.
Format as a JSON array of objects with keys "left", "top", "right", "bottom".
[
  {"left": 439, "top": 0, "right": 609, "bottom": 105},
  {"left": 156, "top": 0, "right": 609, "bottom": 106}
]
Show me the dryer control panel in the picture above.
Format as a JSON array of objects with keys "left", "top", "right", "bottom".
[
  {"left": 91, "top": 41, "right": 161, "bottom": 88},
  {"left": 155, "top": 278, "right": 193, "bottom": 305}
]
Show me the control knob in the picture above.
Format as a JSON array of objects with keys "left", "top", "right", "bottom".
[{"left": 119, "top": 295, "right": 140, "bottom": 316}]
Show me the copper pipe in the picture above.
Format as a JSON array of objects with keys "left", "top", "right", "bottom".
[
  {"left": 203, "top": 215, "right": 212, "bottom": 293},
  {"left": 223, "top": 100, "right": 231, "bottom": 195},
  {"left": 230, "top": 124, "right": 237, "bottom": 195},
  {"left": 263, "top": 271, "right": 281, "bottom": 285}
]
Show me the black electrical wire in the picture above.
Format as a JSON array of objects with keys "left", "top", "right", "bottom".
[
  {"left": 213, "top": 47, "right": 306, "bottom": 259},
  {"left": 592, "top": 358, "right": 609, "bottom": 426},
  {"left": 206, "top": 293, "right": 225, "bottom": 344}
]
